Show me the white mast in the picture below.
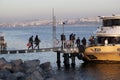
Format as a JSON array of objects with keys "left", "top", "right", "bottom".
[{"left": 52, "top": 8, "right": 56, "bottom": 48}]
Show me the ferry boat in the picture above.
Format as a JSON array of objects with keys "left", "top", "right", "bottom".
[{"left": 83, "top": 15, "right": 120, "bottom": 63}]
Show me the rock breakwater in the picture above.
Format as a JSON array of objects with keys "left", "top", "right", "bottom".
[{"left": 0, "top": 58, "right": 56, "bottom": 80}]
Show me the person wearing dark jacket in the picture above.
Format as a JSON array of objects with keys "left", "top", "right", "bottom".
[
  {"left": 61, "top": 33, "right": 66, "bottom": 48},
  {"left": 28, "top": 35, "right": 33, "bottom": 49},
  {"left": 34, "top": 35, "right": 41, "bottom": 49},
  {"left": 76, "top": 37, "right": 80, "bottom": 47},
  {"left": 82, "top": 37, "right": 86, "bottom": 47}
]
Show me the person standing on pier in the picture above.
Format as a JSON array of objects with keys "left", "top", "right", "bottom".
[
  {"left": 28, "top": 35, "right": 33, "bottom": 49},
  {"left": 34, "top": 35, "right": 41, "bottom": 49},
  {"left": 69, "top": 33, "right": 76, "bottom": 47},
  {"left": 61, "top": 33, "right": 66, "bottom": 48},
  {"left": 76, "top": 37, "right": 80, "bottom": 47},
  {"left": 82, "top": 37, "right": 86, "bottom": 47},
  {"left": 69, "top": 33, "right": 73, "bottom": 41}
]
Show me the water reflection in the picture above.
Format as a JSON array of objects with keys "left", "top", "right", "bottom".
[
  {"left": 79, "top": 63, "right": 120, "bottom": 80},
  {"left": 54, "top": 63, "right": 120, "bottom": 80}
]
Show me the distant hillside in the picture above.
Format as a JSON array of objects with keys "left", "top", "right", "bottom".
[{"left": 0, "top": 17, "right": 101, "bottom": 27}]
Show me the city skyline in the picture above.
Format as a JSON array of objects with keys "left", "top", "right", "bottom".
[{"left": 0, "top": 0, "right": 120, "bottom": 23}]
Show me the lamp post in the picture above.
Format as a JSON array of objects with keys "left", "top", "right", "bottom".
[
  {"left": 62, "top": 22, "right": 65, "bottom": 35},
  {"left": 62, "top": 22, "right": 65, "bottom": 49}
]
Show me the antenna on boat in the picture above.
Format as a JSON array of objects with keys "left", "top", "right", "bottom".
[
  {"left": 52, "top": 8, "right": 56, "bottom": 48},
  {"left": 98, "top": 16, "right": 102, "bottom": 19},
  {"left": 112, "top": 14, "right": 115, "bottom": 16}
]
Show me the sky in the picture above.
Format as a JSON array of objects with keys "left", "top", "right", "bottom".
[{"left": 0, "top": 0, "right": 120, "bottom": 22}]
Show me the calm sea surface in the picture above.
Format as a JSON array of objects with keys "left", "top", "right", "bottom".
[{"left": 1, "top": 25, "right": 120, "bottom": 80}]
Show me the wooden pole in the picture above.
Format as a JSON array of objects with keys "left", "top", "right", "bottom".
[
  {"left": 63, "top": 53, "right": 70, "bottom": 70},
  {"left": 71, "top": 54, "right": 76, "bottom": 69},
  {"left": 56, "top": 51, "right": 61, "bottom": 69}
]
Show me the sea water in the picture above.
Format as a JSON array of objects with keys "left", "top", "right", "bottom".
[{"left": 1, "top": 25, "right": 120, "bottom": 80}]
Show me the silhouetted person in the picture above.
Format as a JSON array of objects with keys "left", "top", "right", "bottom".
[
  {"left": 34, "top": 35, "right": 41, "bottom": 49},
  {"left": 28, "top": 35, "right": 33, "bottom": 49},
  {"left": 73, "top": 34, "right": 76, "bottom": 44},
  {"left": 61, "top": 33, "right": 66, "bottom": 48},
  {"left": 69, "top": 33, "right": 76, "bottom": 47},
  {"left": 89, "top": 36, "right": 95, "bottom": 46},
  {"left": 82, "top": 37, "right": 86, "bottom": 47},
  {"left": 76, "top": 37, "right": 80, "bottom": 47},
  {"left": 69, "top": 33, "right": 73, "bottom": 40}
]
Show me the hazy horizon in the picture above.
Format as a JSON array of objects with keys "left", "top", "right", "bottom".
[{"left": 0, "top": 0, "right": 120, "bottom": 23}]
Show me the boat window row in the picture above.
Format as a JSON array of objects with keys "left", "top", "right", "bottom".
[
  {"left": 103, "top": 19, "right": 120, "bottom": 26},
  {"left": 97, "top": 37, "right": 120, "bottom": 44},
  {"left": 93, "top": 48, "right": 120, "bottom": 52},
  {"left": 94, "top": 48, "right": 101, "bottom": 52}
]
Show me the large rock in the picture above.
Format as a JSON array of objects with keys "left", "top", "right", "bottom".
[
  {"left": 11, "top": 59, "right": 24, "bottom": 72},
  {"left": 23, "top": 59, "right": 40, "bottom": 68},
  {"left": 6, "top": 74, "right": 17, "bottom": 80},
  {"left": 40, "top": 62, "right": 53, "bottom": 79},
  {"left": 25, "top": 66, "right": 37, "bottom": 74},
  {"left": 13, "top": 72, "right": 25, "bottom": 79},
  {"left": 25, "top": 64, "right": 45, "bottom": 78},
  {"left": 26, "top": 71, "right": 44, "bottom": 80},
  {"left": 0, "top": 58, "right": 8, "bottom": 70},
  {"left": 40, "top": 62, "right": 52, "bottom": 72},
  {"left": 13, "top": 72, "right": 25, "bottom": 77},
  {"left": 23, "top": 59, "right": 40, "bottom": 74},
  {"left": 2, "top": 62, "right": 12, "bottom": 71},
  {"left": 12, "top": 65, "right": 24, "bottom": 72},
  {"left": 46, "top": 77, "right": 57, "bottom": 80},
  {"left": 11, "top": 59, "right": 23, "bottom": 66},
  {"left": 37, "top": 66, "right": 45, "bottom": 78},
  {"left": 0, "top": 69, "right": 11, "bottom": 79},
  {"left": 0, "top": 58, "right": 7, "bottom": 66}
]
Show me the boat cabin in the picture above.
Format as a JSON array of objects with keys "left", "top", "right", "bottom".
[{"left": 95, "top": 16, "right": 120, "bottom": 45}]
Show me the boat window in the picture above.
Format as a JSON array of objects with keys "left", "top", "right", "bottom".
[
  {"left": 95, "top": 48, "right": 101, "bottom": 52},
  {"left": 103, "top": 19, "right": 120, "bottom": 26}
]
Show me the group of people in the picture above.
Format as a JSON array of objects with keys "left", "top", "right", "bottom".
[
  {"left": 88, "top": 36, "right": 97, "bottom": 46},
  {"left": 60, "top": 33, "right": 87, "bottom": 48},
  {"left": 27, "top": 35, "right": 41, "bottom": 49},
  {"left": 76, "top": 37, "right": 86, "bottom": 47}
]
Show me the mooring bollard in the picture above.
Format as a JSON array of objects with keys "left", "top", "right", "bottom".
[{"left": 56, "top": 51, "right": 61, "bottom": 69}]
